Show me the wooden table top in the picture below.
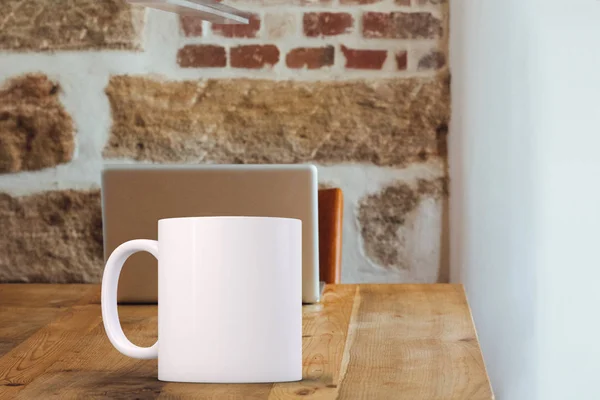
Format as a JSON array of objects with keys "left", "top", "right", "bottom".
[{"left": 0, "top": 284, "right": 493, "bottom": 399}]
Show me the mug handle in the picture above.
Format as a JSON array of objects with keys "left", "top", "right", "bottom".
[{"left": 101, "top": 239, "right": 159, "bottom": 359}]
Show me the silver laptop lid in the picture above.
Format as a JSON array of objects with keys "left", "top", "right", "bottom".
[{"left": 102, "top": 164, "right": 320, "bottom": 304}]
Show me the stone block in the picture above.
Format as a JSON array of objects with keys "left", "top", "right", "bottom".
[
  {"left": 0, "top": 74, "right": 74, "bottom": 173},
  {"left": 103, "top": 75, "right": 450, "bottom": 166}
]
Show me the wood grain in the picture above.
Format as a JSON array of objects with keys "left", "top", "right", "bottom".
[
  {"left": 16, "top": 306, "right": 160, "bottom": 399},
  {"left": 337, "top": 285, "right": 494, "bottom": 400},
  {"left": 0, "top": 305, "right": 101, "bottom": 398},
  {"left": 0, "top": 284, "right": 493, "bottom": 399},
  {"left": 0, "top": 284, "right": 97, "bottom": 308},
  {"left": 267, "top": 285, "right": 356, "bottom": 399},
  {"left": 0, "top": 285, "right": 99, "bottom": 359},
  {"left": 159, "top": 383, "right": 272, "bottom": 400},
  {"left": 0, "top": 307, "right": 67, "bottom": 357}
]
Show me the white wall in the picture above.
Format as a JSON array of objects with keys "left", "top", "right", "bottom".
[
  {"left": 532, "top": 1, "right": 600, "bottom": 398},
  {"left": 451, "top": 1, "right": 600, "bottom": 399}
]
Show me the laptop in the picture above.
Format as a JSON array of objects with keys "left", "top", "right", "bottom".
[{"left": 101, "top": 164, "right": 321, "bottom": 304}]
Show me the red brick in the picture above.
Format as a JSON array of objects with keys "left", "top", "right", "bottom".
[
  {"left": 212, "top": 14, "right": 260, "bottom": 38},
  {"left": 177, "top": 45, "right": 226, "bottom": 68},
  {"left": 341, "top": 45, "right": 387, "bottom": 70},
  {"left": 362, "top": 12, "right": 388, "bottom": 38},
  {"left": 362, "top": 12, "right": 442, "bottom": 39},
  {"left": 231, "top": 45, "right": 280, "bottom": 69},
  {"left": 303, "top": 13, "right": 353, "bottom": 37},
  {"left": 418, "top": 50, "right": 446, "bottom": 70},
  {"left": 395, "top": 51, "right": 408, "bottom": 70},
  {"left": 180, "top": 15, "right": 203, "bottom": 37},
  {"left": 286, "top": 46, "right": 334, "bottom": 69}
]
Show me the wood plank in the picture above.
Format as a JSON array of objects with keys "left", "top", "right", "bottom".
[
  {"left": 0, "top": 284, "right": 96, "bottom": 308},
  {"left": 336, "top": 284, "right": 362, "bottom": 395},
  {"left": 337, "top": 284, "right": 494, "bottom": 400},
  {"left": 0, "top": 307, "right": 67, "bottom": 357},
  {"left": 18, "top": 370, "right": 162, "bottom": 400},
  {"left": 16, "top": 305, "right": 161, "bottom": 399},
  {"left": 266, "top": 285, "right": 357, "bottom": 400},
  {"left": 0, "top": 284, "right": 493, "bottom": 399},
  {"left": 159, "top": 383, "right": 273, "bottom": 400},
  {"left": 0, "top": 285, "right": 99, "bottom": 358},
  {"left": 0, "top": 304, "right": 101, "bottom": 398},
  {"left": 76, "top": 285, "right": 102, "bottom": 305}
]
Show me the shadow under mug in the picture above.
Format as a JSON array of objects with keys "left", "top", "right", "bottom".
[{"left": 101, "top": 216, "right": 302, "bottom": 383}]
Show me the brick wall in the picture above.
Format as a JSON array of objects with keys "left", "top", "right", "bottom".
[
  {"left": 175, "top": 1, "right": 447, "bottom": 76},
  {"left": 0, "top": 0, "right": 449, "bottom": 284}
]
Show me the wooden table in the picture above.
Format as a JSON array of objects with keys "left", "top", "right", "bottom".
[{"left": 0, "top": 284, "right": 493, "bottom": 399}]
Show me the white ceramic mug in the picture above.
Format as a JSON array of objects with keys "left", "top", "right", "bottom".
[{"left": 101, "top": 216, "right": 302, "bottom": 383}]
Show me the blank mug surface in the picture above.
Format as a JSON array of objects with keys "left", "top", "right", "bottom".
[
  {"left": 102, "top": 216, "right": 302, "bottom": 383},
  {"left": 159, "top": 217, "right": 302, "bottom": 383}
]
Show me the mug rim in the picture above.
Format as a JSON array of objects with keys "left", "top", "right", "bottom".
[{"left": 158, "top": 216, "right": 301, "bottom": 223}]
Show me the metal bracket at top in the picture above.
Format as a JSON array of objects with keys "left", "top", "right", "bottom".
[{"left": 127, "top": 0, "right": 250, "bottom": 24}]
